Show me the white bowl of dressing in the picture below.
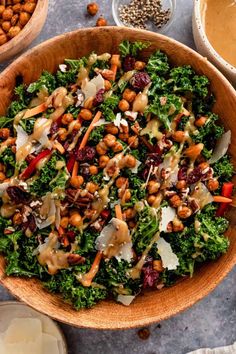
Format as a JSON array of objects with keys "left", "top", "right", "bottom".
[{"left": 192, "top": 0, "right": 236, "bottom": 87}]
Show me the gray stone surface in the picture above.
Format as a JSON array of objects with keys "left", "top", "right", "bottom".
[{"left": 0, "top": 1, "right": 235, "bottom": 353}]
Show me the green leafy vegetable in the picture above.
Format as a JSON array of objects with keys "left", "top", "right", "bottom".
[
  {"left": 119, "top": 40, "right": 150, "bottom": 57},
  {"left": 192, "top": 113, "right": 224, "bottom": 146},
  {"left": 146, "top": 94, "right": 182, "bottom": 130},
  {"left": 146, "top": 50, "right": 170, "bottom": 76},
  {"left": 0, "top": 147, "right": 16, "bottom": 177},
  {"left": 100, "top": 95, "right": 120, "bottom": 121},
  {"left": 212, "top": 156, "right": 234, "bottom": 181},
  {"left": 19, "top": 117, "right": 36, "bottom": 135},
  {"left": 27, "top": 71, "right": 56, "bottom": 94}
]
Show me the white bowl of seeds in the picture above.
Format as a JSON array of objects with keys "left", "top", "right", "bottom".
[{"left": 112, "top": 0, "right": 176, "bottom": 33}]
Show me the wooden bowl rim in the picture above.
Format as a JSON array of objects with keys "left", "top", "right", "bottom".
[
  {"left": 0, "top": 0, "right": 48, "bottom": 57},
  {"left": 0, "top": 26, "right": 235, "bottom": 330}
]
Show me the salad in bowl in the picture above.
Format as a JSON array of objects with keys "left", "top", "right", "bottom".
[{"left": 0, "top": 40, "right": 233, "bottom": 309}]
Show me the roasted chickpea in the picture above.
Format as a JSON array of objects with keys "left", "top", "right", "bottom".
[
  {"left": 172, "top": 131, "right": 187, "bottom": 143},
  {"left": 58, "top": 127, "right": 67, "bottom": 141},
  {"left": 0, "top": 33, "right": 8, "bottom": 45},
  {"left": 104, "top": 80, "right": 112, "bottom": 91},
  {"left": 78, "top": 108, "right": 93, "bottom": 121},
  {"left": 69, "top": 213, "right": 82, "bottom": 228},
  {"left": 96, "top": 141, "right": 108, "bottom": 155},
  {"left": 13, "top": 212, "right": 23, "bottom": 225},
  {"left": 12, "top": 3, "right": 21, "bottom": 13},
  {"left": 87, "top": 2, "right": 99, "bottom": 16},
  {"left": 60, "top": 217, "right": 69, "bottom": 228},
  {"left": 169, "top": 194, "right": 182, "bottom": 208},
  {"left": 124, "top": 154, "right": 136, "bottom": 168},
  {"left": 103, "top": 134, "right": 116, "bottom": 148},
  {"left": 86, "top": 182, "right": 99, "bottom": 194},
  {"left": 207, "top": 178, "right": 219, "bottom": 191},
  {"left": 0, "top": 5, "right": 5, "bottom": 16},
  {"left": 128, "top": 136, "right": 139, "bottom": 148},
  {"left": 0, "top": 128, "right": 10, "bottom": 140},
  {"left": 62, "top": 113, "right": 73, "bottom": 125},
  {"left": 119, "top": 188, "right": 131, "bottom": 202},
  {"left": 0, "top": 172, "right": 6, "bottom": 182},
  {"left": 118, "top": 132, "right": 129, "bottom": 142},
  {"left": 134, "top": 61, "right": 146, "bottom": 70},
  {"left": 2, "top": 21, "right": 11, "bottom": 32},
  {"left": 153, "top": 260, "right": 164, "bottom": 272},
  {"left": 172, "top": 217, "right": 184, "bottom": 232},
  {"left": 83, "top": 97, "right": 94, "bottom": 110},
  {"left": 176, "top": 180, "right": 186, "bottom": 189},
  {"left": 116, "top": 177, "right": 128, "bottom": 188},
  {"left": 123, "top": 207, "right": 136, "bottom": 220},
  {"left": 70, "top": 175, "right": 84, "bottom": 188},
  {"left": 112, "top": 141, "right": 123, "bottom": 152},
  {"left": 8, "top": 25, "right": 21, "bottom": 38},
  {"left": 195, "top": 116, "right": 207, "bottom": 127},
  {"left": 72, "top": 120, "right": 82, "bottom": 131},
  {"left": 96, "top": 17, "right": 107, "bottom": 26},
  {"left": 105, "top": 123, "right": 119, "bottom": 135},
  {"left": 99, "top": 155, "right": 110, "bottom": 168},
  {"left": 147, "top": 195, "right": 156, "bottom": 206},
  {"left": 177, "top": 205, "right": 192, "bottom": 219},
  {"left": 147, "top": 180, "right": 160, "bottom": 194},
  {"left": 122, "top": 88, "right": 136, "bottom": 103},
  {"left": 89, "top": 165, "right": 98, "bottom": 175},
  {"left": 11, "top": 13, "right": 19, "bottom": 26},
  {"left": 118, "top": 99, "right": 130, "bottom": 112},
  {"left": 22, "top": 2, "right": 36, "bottom": 13},
  {"left": 2, "top": 8, "right": 13, "bottom": 20},
  {"left": 19, "top": 11, "right": 30, "bottom": 26},
  {"left": 198, "top": 161, "right": 209, "bottom": 172}
]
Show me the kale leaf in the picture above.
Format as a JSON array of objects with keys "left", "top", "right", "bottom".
[
  {"left": 119, "top": 40, "right": 150, "bottom": 57},
  {"left": 0, "top": 147, "right": 16, "bottom": 177},
  {"left": 27, "top": 71, "right": 56, "bottom": 94},
  {"left": 146, "top": 50, "right": 170, "bottom": 76},
  {"left": 146, "top": 94, "right": 182, "bottom": 130},
  {"left": 192, "top": 113, "right": 224, "bottom": 146},
  {"left": 56, "top": 58, "right": 87, "bottom": 87},
  {"left": 212, "top": 155, "right": 234, "bottom": 181},
  {"left": 100, "top": 95, "right": 120, "bottom": 121}
]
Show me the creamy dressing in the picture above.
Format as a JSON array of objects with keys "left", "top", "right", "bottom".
[
  {"left": 37, "top": 232, "right": 69, "bottom": 275},
  {"left": 202, "top": 0, "right": 236, "bottom": 67}
]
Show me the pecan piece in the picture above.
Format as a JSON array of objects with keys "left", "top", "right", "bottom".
[{"left": 67, "top": 254, "right": 85, "bottom": 265}]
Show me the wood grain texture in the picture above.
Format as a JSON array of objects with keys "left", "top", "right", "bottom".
[
  {"left": 0, "top": 0, "right": 48, "bottom": 63},
  {"left": 0, "top": 27, "right": 235, "bottom": 329}
]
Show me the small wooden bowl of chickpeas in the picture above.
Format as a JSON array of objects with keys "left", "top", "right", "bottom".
[{"left": 0, "top": 0, "right": 48, "bottom": 63}]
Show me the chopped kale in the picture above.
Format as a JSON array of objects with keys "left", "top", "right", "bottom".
[
  {"left": 27, "top": 71, "right": 56, "bottom": 94},
  {"left": 119, "top": 40, "right": 150, "bottom": 57}
]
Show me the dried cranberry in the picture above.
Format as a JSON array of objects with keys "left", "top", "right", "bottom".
[
  {"left": 123, "top": 55, "right": 135, "bottom": 71},
  {"left": 50, "top": 121, "right": 59, "bottom": 135},
  {"left": 130, "top": 72, "right": 151, "bottom": 91},
  {"left": 77, "top": 146, "right": 96, "bottom": 162},
  {"left": 80, "top": 165, "right": 90, "bottom": 178},
  {"left": 145, "top": 153, "right": 162, "bottom": 167},
  {"left": 93, "top": 88, "right": 105, "bottom": 106},
  {"left": 100, "top": 209, "right": 110, "bottom": 219},
  {"left": 7, "top": 186, "right": 30, "bottom": 204},
  {"left": 142, "top": 262, "right": 159, "bottom": 288},
  {"left": 178, "top": 166, "right": 188, "bottom": 181},
  {"left": 66, "top": 230, "right": 76, "bottom": 242},
  {"left": 187, "top": 166, "right": 202, "bottom": 184}
]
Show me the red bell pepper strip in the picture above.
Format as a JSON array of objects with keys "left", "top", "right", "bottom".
[
  {"left": 66, "top": 154, "right": 76, "bottom": 174},
  {"left": 216, "top": 182, "right": 234, "bottom": 217},
  {"left": 20, "top": 149, "right": 52, "bottom": 180}
]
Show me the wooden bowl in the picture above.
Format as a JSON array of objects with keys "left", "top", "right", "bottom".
[
  {"left": 0, "top": 27, "right": 235, "bottom": 329},
  {"left": 0, "top": 0, "right": 48, "bottom": 63}
]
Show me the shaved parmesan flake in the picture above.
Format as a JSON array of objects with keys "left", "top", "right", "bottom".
[
  {"left": 160, "top": 206, "right": 176, "bottom": 232},
  {"left": 0, "top": 182, "right": 11, "bottom": 196},
  {"left": 208, "top": 130, "right": 231, "bottom": 164},
  {"left": 36, "top": 193, "right": 56, "bottom": 229},
  {"left": 117, "top": 294, "right": 136, "bottom": 306},
  {"left": 130, "top": 159, "right": 142, "bottom": 174},
  {"left": 75, "top": 90, "right": 85, "bottom": 107},
  {"left": 96, "top": 218, "right": 132, "bottom": 262},
  {"left": 16, "top": 125, "right": 29, "bottom": 152},
  {"left": 59, "top": 64, "right": 67, "bottom": 72},
  {"left": 34, "top": 118, "right": 52, "bottom": 148},
  {"left": 190, "top": 182, "right": 213, "bottom": 209},
  {"left": 156, "top": 237, "right": 179, "bottom": 270},
  {"left": 124, "top": 111, "right": 138, "bottom": 121},
  {"left": 114, "top": 113, "right": 128, "bottom": 129},
  {"left": 82, "top": 74, "right": 105, "bottom": 101}
]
